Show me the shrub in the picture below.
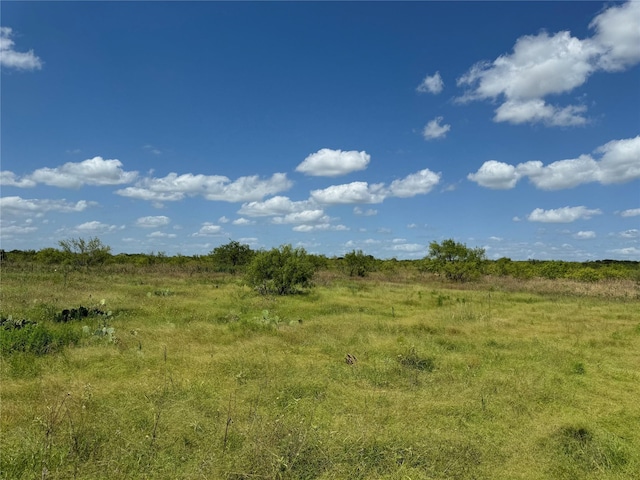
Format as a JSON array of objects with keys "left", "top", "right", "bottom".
[
  {"left": 0, "top": 318, "right": 80, "bottom": 355},
  {"left": 246, "top": 244, "right": 316, "bottom": 295},
  {"left": 209, "top": 240, "right": 254, "bottom": 273},
  {"left": 343, "top": 249, "right": 376, "bottom": 277},
  {"left": 423, "top": 239, "right": 486, "bottom": 282}
]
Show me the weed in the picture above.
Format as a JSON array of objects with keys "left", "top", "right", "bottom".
[{"left": 398, "top": 347, "right": 435, "bottom": 372}]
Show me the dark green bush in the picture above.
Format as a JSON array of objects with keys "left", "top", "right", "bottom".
[
  {"left": 246, "top": 244, "right": 316, "bottom": 295},
  {"left": 0, "top": 319, "right": 80, "bottom": 355}
]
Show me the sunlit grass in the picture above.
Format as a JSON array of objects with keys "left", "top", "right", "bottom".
[{"left": 1, "top": 266, "right": 639, "bottom": 478}]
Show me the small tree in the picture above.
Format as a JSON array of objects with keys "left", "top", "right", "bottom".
[
  {"left": 246, "top": 244, "right": 315, "bottom": 295},
  {"left": 209, "top": 240, "right": 254, "bottom": 273},
  {"left": 58, "top": 237, "right": 111, "bottom": 267},
  {"left": 343, "top": 249, "right": 375, "bottom": 277},
  {"left": 423, "top": 239, "right": 486, "bottom": 282}
]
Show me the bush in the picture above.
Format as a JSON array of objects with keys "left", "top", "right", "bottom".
[
  {"left": 246, "top": 245, "right": 316, "bottom": 295},
  {"left": 209, "top": 240, "right": 254, "bottom": 273},
  {"left": 343, "top": 249, "right": 375, "bottom": 277},
  {"left": 0, "top": 318, "right": 80, "bottom": 355},
  {"left": 423, "top": 239, "right": 486, "bottom": 282}
]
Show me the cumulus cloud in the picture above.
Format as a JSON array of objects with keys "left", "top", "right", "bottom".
[
  {"left": 0, "top": 27, "right": 42, "bottom": 70},
  {"left": 2, "top": 157, "right": 138, "bottom": 189},
  {"left": 192, "top": 223, "right": 224, "bottom": 237},
  {"left": 468, "top": 135, "right": 640, "bottom": 190},
  {"left": 311, "top": 181, "right": 387, "bottom": 205},
  {"left": 296, "top": 149, "right": 370, "bottom": 177},
  {"left": 609, "top": 247, "right": 640, "bottom": 256},
  {"left": 391, "top": 243, "right": 425, "bottom": 253},
  {"left": 238, "top": 196, "right": 313, "bottom": 217},
  {"left": 311, "top": 168, "right": 441, "bottom": 205},
  {"left": 416, "top": 71, "right": 444, "bottom": 94},
  {"left": 232, "top": 217, "right": 255, "bottom": 226},
  {"left": 619, "top": 229, "right": 639, "bottom": 239},
  {"left": 422, "top": 117, "right": 451, "bottom": 140},
  {"left": 619, "top": 208, "right": 640, "bottom": 217},
  {"left": 0, "top": 171, "right": 36, "bottom": 188},
  {"left": 456, "top": 1, "right": 640, "bottom": 126},
  {"left": 574, "top": 231, "right": 596, "bottom": 239},
  {"left": 135, "top": 215, "right": 170, "bottom": 228},
  {"left": 527, "top": 206, "right": 602, "bottom": 223},
  {"left": 388, "top": 169, "right": 441, "bottom": 197},
  {"left": 72, "top": 221, "right": 122, "bottom": 235},
  {"left": 0, "top": 196, "right": 96, "bottom": 216},
  {"left": 293, "top": 223, "right": 349, "bottom": 232},
  {"left": 272, "top": 210, "right": 327, "bottom": 225},
  {"left": 354, "top": 207, "right": 377, "bottom": 216},
  {"left": 147, "top": 231, "right": 177, "bottom": 238},
  {"left": 116, "top": 172, "right": 291, "bottom": 204}
]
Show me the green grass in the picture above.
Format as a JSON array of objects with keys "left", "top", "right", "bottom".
[{"left": 1, "top": 265, "right": 639, "bottom": 479}]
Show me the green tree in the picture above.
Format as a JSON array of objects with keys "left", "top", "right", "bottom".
[
  {"left": 58, "top": 237, "right": 111, "bottom": 267},
  {"left": 209, "top": 240, "right": 254, "bottom": 273},
  {"left": 343, "top": 250, "right": 375, "bottom": 277},
  {"left": 246, "top": 244, "right": 316, "bottom": 295},
  {"left": 424, "top": 239, "right": 486, "bottom": 282}
]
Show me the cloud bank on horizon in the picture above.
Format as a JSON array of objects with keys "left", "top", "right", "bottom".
[{"left": 1, "top": 1, "right": 638, "bottom": 260}]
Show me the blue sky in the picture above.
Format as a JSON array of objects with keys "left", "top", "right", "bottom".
[{"left": 1, "top": 1, "right": 639, "bottom": 260}]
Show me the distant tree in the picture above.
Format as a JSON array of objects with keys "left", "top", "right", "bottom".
[
  {"left": 209, "top": 240, "right": 254, "bottom": 273},
  {"left": 343, "top": 249, "right": 375, "bottom": 277},
  {"left": 58, "top": 237, "right": 111, "bottom": 267},
  {"left": 246, "top": 244, "right": 315, "bottom": 295},
  {"left": 423, "top": 239, "right": 486, "bottom": 282}
]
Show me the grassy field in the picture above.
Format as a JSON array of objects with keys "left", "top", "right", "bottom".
[{"left": 1, "top": 265, "right": 639, "bottom": 479}]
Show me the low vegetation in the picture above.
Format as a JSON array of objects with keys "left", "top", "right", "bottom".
[{"left": 1, "top": 239, "right": 639, "bottom": 478}]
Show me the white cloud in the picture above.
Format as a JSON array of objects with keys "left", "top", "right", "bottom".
[
  {"left": 117, "top": 172, "right": 291, "bottom": 204},
  {"left": 609, "top": 247, "right": 640, "bottom": 257},
  {"left": 468, "top": 135, "right": 640, "bottom": 190},
  {"left": 527, "top": 206, "right": 602, "bottom": 223},
  {"left": 310, "top": 168, "right": 440, "bottom": 205},
  {"left": 619, "top": 229, "right": 639, "bottom": 239},
  {"left": 311, "top": 181, "right": 387, "bottom": 205},
  {"left": 467, "top": 160, "right": 519, "bottom": 189},
  {"left": 147, "top": 231, "right": 177, "bottom": 239},
  {"left": 296, "top": 149, "right": 370, "bottom": 177},
  {"left": 135, "top": 215, "right": 170, "bottom": 228},
  {"left": 0, "top": 27, "right": 42, "bottom": 71},
  {"left": 72, "top": 221, "right": 122, "bottom": 235},
  {"left": 293, "top": 223, "right": 349, "bottom": 232},
  {"left": 456, "top": 1, "right": 640, "bottom": 126},
  {"left": 0, "top": 196, "right": 96, "bottom": 216},
  {"left": 8, "top": 157, "right": 138, "bottom": 189},
  {"left": 619, "top": 208, "right": 640, "bottom": 217},
  {"left": 574, "top": 231, "right": 596, "bottom": 239},
  {"left": 0, "top": 171, "right": 36, "bottom": 188},
  {"left": 354, "top": 207, "right": 377, "bottom": 216},
  {"left": 416, "top": 71, "right": 444, "bottom": 94},
  {"left": 0, "top": 222, "right": 38, "bottom": 238},
  {"left": 391, "top": 243, "right": 425, "bottom": 253},
  {"left": 422, "top": 117, "right": 451, "bottom": 140},
  {"left": 238, "top": 196, "right": 313, "bottom": 217},
  {"left": 493, "top": 100, "right": 587, "bottom": 126},
  {"left": 388, "top": 169, "right": 441, "bottom": 197},
  {"left": 192, "top": 223, "right": 223, "bottom": 237},
  {"left": 218, "top": 216, "right": 230, "bottom": 223},
  {"left": 273, "top": 210, "right": 327, "bottom": 225},
  {"left": 232, "top": 217, "right": 255, "bottom": 226},
  {"left": 590, "top": 0, "right": 640, "bottom": 71}
]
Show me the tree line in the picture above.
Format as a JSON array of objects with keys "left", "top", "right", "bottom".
[{"left": 1, "top": 238, "right": 638, "bottom": 294}]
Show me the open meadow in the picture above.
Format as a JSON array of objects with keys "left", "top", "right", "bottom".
[{"left": 1, "top": 264, "right": 639, "bottom": 479}]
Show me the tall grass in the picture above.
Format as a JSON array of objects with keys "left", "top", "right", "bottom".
[{"left": 1, "top": 266, "right": 639, "bottom": 479}]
